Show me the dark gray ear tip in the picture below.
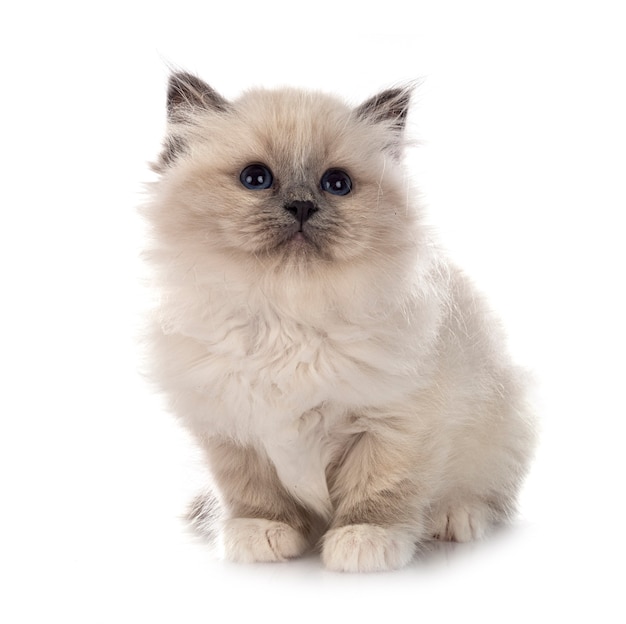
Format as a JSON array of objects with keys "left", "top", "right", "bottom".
[
  {"left": 168, "top": 70, "right": 196, "bottom": 83},
  {"left": 166, "top": 71, "right": 230, "bottom": 118},
  {"left": 167, "top": 71, "right": 204, "bottom": 95},
  {"left": 167, "top": 72, "right": 192, "bottom": 110},
  {"left": 355, "top": 84, "right": 415, "bottom": 130}
]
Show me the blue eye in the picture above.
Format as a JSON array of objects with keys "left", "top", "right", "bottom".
[
  {"left": 240, "top": 164, "right": 273, "bottom": 190},
  {"left": 321, "top": 169, "right": 352, "bottom": 196}
]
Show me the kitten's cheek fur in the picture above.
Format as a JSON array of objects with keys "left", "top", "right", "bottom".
[
  {"left": 321, "top": 525, "right": 416, "bottom": 573},
  {"left": 222, "top": 518, "right": 309, "bottom": 563}
]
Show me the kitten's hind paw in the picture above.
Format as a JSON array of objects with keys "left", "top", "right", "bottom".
[
  {"left": 222, "top": 518, "right": 308, "bottom": 563},
  {"left": 321, "top": 524, "right": 416, "bottom": 572},
  {"left": 432, "top": 503, "right": 491, "bottom": 543}
]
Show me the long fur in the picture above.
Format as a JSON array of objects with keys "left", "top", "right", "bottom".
[{"left": 141, "top": 73, "right": 536, "bottom": 572}]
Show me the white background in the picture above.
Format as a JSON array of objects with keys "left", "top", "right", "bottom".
[{"left": 1, "top": 1, "right": 625, "bottom": 622}]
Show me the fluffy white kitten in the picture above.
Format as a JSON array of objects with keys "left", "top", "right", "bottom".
[{"left": 142, "top": 72, "right": 536, "bottom": 572}]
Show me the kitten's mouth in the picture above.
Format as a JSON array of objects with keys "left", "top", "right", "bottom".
[
  {"left": 276, "top": 225, "right": 321, "bottom": 255},
  {"left": 292, "top": 231, "right": 307, "bottom": 242},
  {"left": 285, "top": 229, "right": 314, "bottom": 250},
  {"left": 263, "top": 208, "right": 328, "bottom": 258}
]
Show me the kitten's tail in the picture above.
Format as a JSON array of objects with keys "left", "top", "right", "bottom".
[{"left": 186, "top": 490, "right": 223, "bottom": 545}]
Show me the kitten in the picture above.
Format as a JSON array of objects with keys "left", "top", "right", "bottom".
[{"left": 142, "top": 72, "right": 536, "bottom": 572}]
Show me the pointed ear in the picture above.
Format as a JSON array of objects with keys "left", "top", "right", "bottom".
[
  {"left": 167, "top": 72, "right": 230, "bottom": 120},
  {"left": 355, "top": 86, "right": 412, "bottom": 133}
]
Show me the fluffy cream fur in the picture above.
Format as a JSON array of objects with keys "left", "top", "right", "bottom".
[{"left": 142, "top": 72, "right": 536, "bottom": 572}]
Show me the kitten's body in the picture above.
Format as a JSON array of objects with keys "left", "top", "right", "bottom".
[{"left": 143, "top": 73, "right": 536, "bottom": 572}]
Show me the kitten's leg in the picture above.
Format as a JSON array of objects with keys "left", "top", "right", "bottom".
[
  {"left": 204, "top": 438, "right": 314, "bottom": 563},
  {"left": 429, "top": 392, "right": 533, "bottom": 543},
  {"left": 322, "top": 428, "right": 427, "bottom": 572}
]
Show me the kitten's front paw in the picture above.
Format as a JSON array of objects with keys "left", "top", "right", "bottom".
[
  {"left": 222, "top": 518, "right": 308, "bottom": 563},
  {"left": 321, "top": 524, "right": 416, "bottom": 572}
]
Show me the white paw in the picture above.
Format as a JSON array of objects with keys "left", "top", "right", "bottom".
[
  {"left": 222, "top": 518, "right": 308, "bottom": 563},
  {"left": 321, "top": 524, "right": 416, "bottom": 572},
  {"left": 433, "top": 504, "right": 490, "bottom": 542}
]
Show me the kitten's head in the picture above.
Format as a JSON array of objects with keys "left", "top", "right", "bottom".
[{"left": 148, "top": 72, "right": 418, "bottom": 279}]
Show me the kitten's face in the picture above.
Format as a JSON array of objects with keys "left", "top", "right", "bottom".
[{"left": 150, "top": 74, "right": 415, "bottom": 272}]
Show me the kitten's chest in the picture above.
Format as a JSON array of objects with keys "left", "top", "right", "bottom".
[
  {"left": 206, "top": 311, "right": 354, "bottom": 416},
  {"left": 171, "top": 294, "right": 416, "bottom": 436},
  {"left": 203, "top": 314, "right": 355, "bottom": 517},
  {"left": 184, "top": 301, "right": 416, "bottom": 424}
]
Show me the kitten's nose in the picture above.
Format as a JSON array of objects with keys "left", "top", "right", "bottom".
[{"left": 284, "top": 200, "right": 318, "bottom": 228}]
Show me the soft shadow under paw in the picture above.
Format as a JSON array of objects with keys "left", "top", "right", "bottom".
[{"left": 417, "top": 522, "right": 523, "bottom": 567}]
